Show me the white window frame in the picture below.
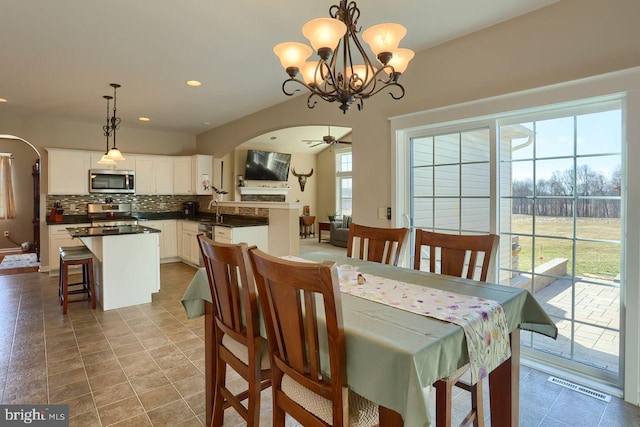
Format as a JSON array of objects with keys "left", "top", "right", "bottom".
[
  {"left": 391, "top": 67, "right": 640, "bottom": 404},
  {"left": 335, "top": 148, "right": 353, "bottom": 217}
]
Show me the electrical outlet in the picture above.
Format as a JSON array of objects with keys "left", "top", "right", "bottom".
[
  {"left": 69, "top": 203, "right": 76, "bottom": 210},
  {"left": 159, "top": 202, "right": 167, "bottom": 209},
  {"left": 3, "top": 231, "right": 9, "bottom": 238}
]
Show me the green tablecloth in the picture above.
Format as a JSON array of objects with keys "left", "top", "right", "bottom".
[{"left": 182, "top": 252, "right": 557, "bottom": 427}]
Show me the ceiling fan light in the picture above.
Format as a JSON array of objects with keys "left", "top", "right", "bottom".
[
  {"left": 362, "top": 23, "right": 406, "bottom": 60},
  {"left": 302, "top": 18, "right": 347, "bottom": 53},
  {"left": 273, "top": 42, "right": 313, "bottom": 74},
  {"left": 107, "top": 147, "right": 126, "bottom": 161},
  {"left": 387, "top": 48, "right": 415, "bottom": 74}
]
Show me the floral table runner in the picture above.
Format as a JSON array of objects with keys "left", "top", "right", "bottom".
[{"left": 282, "top": 256, "right": 511, "bottom": 384}]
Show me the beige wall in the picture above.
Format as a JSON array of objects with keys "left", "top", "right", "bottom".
[
  {"left": 0, "top": 140, "right": 39, "bottom": 250},
  {"left": 0, "top": 113, "right": 196, "bottom": 156},
  {"left": 196, "top": 0, "right": 640, "bottom": 226}
]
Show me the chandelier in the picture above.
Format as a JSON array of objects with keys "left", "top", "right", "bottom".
[
  {"left": 98, "top": 83, "right": 125, "bottom": 165},
  {"left": 273, "top": 0, "right": 414, "bottom": 113}
]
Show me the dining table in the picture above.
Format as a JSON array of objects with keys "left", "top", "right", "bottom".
[{"left": 181, "top": 251, "right": 557, "bottom": 427}]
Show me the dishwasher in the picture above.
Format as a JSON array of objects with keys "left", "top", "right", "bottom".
[
  {"left": 197, "top": 222, "right": 213, "bottom": 267},
  {"left": 197, "top": 222, "right": 213, "bottom": 239}
]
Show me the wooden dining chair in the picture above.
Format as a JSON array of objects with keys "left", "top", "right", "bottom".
[
  {"left": 249, "top": 248, "right": 379, "bottom": 427},
  {"left": 197, "top": 235, "right": 271, "bottom": 427},
  {"left": 413, "top": 229, "right": 499, "bottom": 427},
  {"left": 347, "top": 222, "right": 410, "bottom": 266}
]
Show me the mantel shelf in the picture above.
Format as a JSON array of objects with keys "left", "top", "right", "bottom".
[{"left": 238, "top": 186, "right": 290, "bottom": 195}]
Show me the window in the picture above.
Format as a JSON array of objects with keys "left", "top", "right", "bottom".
[
  {"left": 499, "top": 103, "right": 622, "bottom": 380},
  {"left": 410, "top": 127, "right": 491, "bottom": 237},
  {"left": 399, "top": 97, "right": 624, "bottom": 388},
  {"left": 0, "top": 154, "right": 15, "bottom": 219},
  {"left": 336, "top": 150, "right": 352, "bottom": 216}
]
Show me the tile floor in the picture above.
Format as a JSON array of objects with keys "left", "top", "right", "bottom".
[{"left": 0, "top": 239, "right": 638, "bottom": 426}]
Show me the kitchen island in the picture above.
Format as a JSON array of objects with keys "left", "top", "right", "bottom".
[{"left": 67, "top": 225, "right": 161, "bottom": 310}]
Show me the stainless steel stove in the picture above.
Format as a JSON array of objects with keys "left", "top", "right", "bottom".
[{"left": 88, "top": 203, "right": 138, "bottom": 227}]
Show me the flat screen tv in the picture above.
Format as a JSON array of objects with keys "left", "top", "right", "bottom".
[{"left": 244, "top": 150, "right": 291, "bottom": 182}]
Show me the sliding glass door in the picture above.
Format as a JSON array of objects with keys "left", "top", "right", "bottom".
[
  {"left": 405, "top": 99, "right": 624, "bottom": 387},
  {"left": 499, "top": 103, "right": 622, "bottom": 385}
]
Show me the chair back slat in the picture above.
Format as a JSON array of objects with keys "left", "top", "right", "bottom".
[
  {"left": 415, "top": 230, "right": 499, "bottom": 282},
  {"left": 198, "top": 235, "right": 260, "bottom": 340},
  {"left": 347, "top": 223, "right": 410, "bottom": 266},
  {"left": 250, "top": 248, "right": 348, "bottom": 425}
]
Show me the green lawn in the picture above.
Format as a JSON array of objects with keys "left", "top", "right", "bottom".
[{"left": 509, "top": 215, "right": 621, "bottom": 279}]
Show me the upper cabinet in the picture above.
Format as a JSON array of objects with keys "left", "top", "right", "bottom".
[
  {"left": 47, "top": 148, "right": 91, "bottom": 195},
  {"left": 46, "top": 149, "right": 210, "bottom": 196},
  {"left": 136, "top": 155, "right": 174, "bottom": 195},
  {"left": 193, "top": 154, "right": 213, "bottom": 195},
  {"left": 173, "top": 157, "right": 193, "bottom": 195},
  {"left": 173, "top": 154, "right": 213, "bottom": 195}
]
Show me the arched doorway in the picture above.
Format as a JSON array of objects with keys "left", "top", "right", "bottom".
[{"left": 0, "top": 135, "right": 41, "bottom": 265}]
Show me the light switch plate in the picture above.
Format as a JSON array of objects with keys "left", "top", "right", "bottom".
[{"left": 378, "top": 207, "right": 387, "bottom": 220}]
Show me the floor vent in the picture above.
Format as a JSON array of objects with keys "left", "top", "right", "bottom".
[{"left": 547, "top": 376, "right": 611, "bottom": 402}]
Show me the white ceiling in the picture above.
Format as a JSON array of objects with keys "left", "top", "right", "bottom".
[{"left": 0, "top": 0, "right": 558, "bottom": 137}]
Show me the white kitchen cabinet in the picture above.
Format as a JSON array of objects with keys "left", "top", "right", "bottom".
[
  {"left": 136, "top": 155, "right": 174, "bottom": 194},
  {"left": 163, "top": 220, "right": 178, "bottom": 258},
  {"left": 213, "top": 225, "right": 268, "bottom": 251},
  {"left": 48, "top": 223, "right": 90, "bottom": 271},
  {"left": 114, "top": 155, "right": 136, "bottom": 171},
  {"left": 193, "top": 154, "right": 213, "bottom": 195},
  {"left": 173, "top": 157, "right": 193, "bottom": 195},
  {"left": 179, "top": 220, "right": 200, "bottom": 266},
  {"left": 47, "top": 149, "right": 91, "bottom": 195},
  {"left": 143, "top": 220, "right": 177, "bottom": 261}
]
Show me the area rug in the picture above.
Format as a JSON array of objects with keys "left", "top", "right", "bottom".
[{"left": 0, "top": 253, "right": 39, "bottom": 269}]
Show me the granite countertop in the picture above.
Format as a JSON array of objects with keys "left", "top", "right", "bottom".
[
  {"left": 67, "top": 225, "right": 161, "bottom": 237},
  {"left": 47, "top": 213, "right": 269, "bottom": 228}
]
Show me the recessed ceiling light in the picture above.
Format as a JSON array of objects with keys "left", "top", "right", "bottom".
[
  {"left": 186, "top": 80, "right": 202, "bottom": 87},
  {"left": 203, "top": 121, "right": 211, "bottom": 125},
  {"left": 0, "top": 98, "right": 7, "bottom": 103},
  {"left": 138, "top": 117, "right": 150, "bottom": 122}
]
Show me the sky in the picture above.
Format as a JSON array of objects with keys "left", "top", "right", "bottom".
[{"left": 507, "top": 109, "right": 621, "bottom": 182}]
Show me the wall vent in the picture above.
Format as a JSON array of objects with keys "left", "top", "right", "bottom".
[{"left": 547, "top": 376, "right": 611, "bottom": 402}]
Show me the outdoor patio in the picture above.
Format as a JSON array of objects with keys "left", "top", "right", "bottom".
[{"left": 522, "top": 275, "right": 620, "bottom": 373}]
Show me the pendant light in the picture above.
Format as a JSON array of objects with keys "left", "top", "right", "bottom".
[
  {"left": 102, "top": 83, "right": 125, "bottom": 161},
  {"left": 98, "top": 95, "right": 116, "bottom": 166}
]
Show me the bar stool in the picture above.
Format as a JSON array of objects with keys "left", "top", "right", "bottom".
[{"left": 58, "top": 246, "right": 96, "bottom": 314}]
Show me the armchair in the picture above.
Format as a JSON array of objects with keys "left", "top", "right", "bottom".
[{"left": 329, "top": 215, "right": 351, "bottom": 247}]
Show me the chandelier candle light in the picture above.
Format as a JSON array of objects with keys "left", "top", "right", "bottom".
[
  {"left": 98, "top": 83, "right": 125, "bottom": 165},
  {"left": 274, "top": 0, "right": 414, "bottom": 113}
]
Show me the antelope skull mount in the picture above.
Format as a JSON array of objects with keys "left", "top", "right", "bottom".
[{"left": 291, "top": 167, "right": 313, "bottom": 192}]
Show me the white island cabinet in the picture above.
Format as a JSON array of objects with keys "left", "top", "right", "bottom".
[
  {"left": 213, "top": 225, "right": 268, "bottom": 251},
  {"left": 78, "top": 231, "right": 160, "bottom": 310}
]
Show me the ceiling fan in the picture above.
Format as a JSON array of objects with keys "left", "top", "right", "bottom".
[{"left": 303, "top": 126, "right": 352, "bottom": 148}]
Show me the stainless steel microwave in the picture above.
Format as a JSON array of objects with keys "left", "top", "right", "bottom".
[{"left": 89, "top": 169, "right": 135, "bottom": 194}]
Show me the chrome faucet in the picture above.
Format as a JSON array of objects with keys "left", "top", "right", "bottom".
[{"left": 208, "top": 197, "right": 222, "bottom": 222}]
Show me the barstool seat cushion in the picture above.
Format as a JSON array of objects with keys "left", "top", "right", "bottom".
[{"left": 60, "top": 248, "right": 93, "bottom": 261}]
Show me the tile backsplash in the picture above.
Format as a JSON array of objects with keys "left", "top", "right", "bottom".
[{"left": 45, "top": 195, "right": 270, "bottom": 217}]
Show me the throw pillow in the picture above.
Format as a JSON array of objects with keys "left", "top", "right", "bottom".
[{"left": 342, "top": 215, "right": 352, "bottom": 229}]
